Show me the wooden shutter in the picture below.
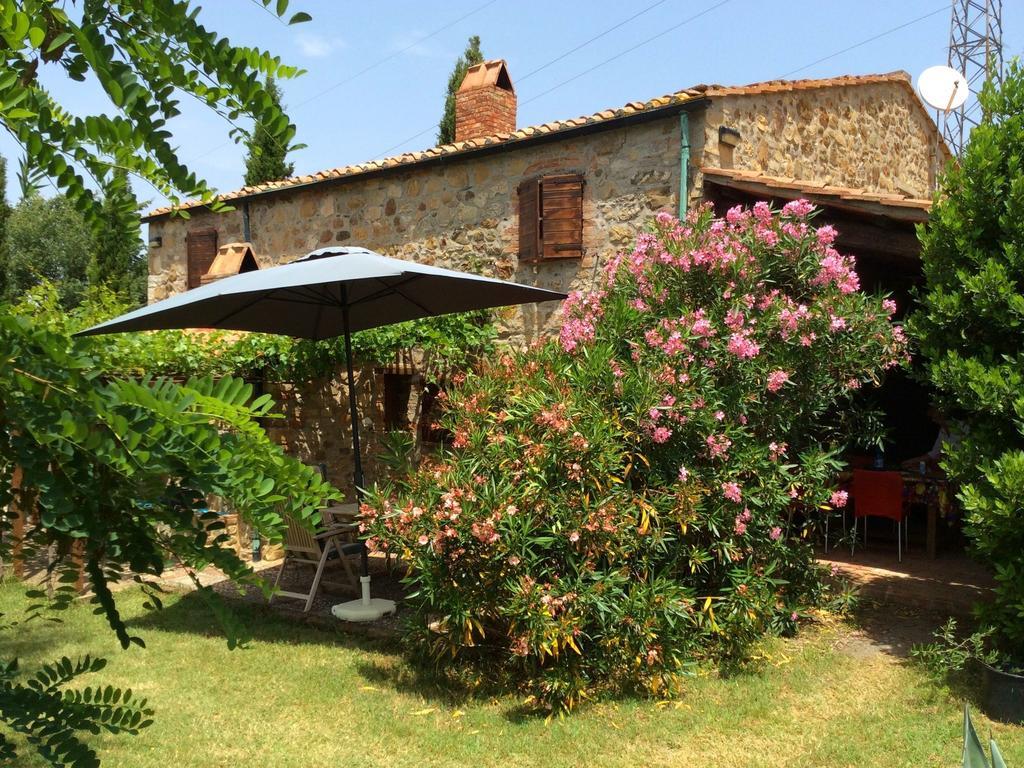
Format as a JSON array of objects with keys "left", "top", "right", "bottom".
[
  {"left": 517, "top": 178, "right": 540, "bottom": 262},
  {"left": 540, "top": 173, "right": 584, "bottom": 259},
  {"left": 186, "top": 227, "right": 218, "bottom": 289}
]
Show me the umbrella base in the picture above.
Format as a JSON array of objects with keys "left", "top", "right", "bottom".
[{"left": 331, "top": 576, "right": 396, "bottom": 622}]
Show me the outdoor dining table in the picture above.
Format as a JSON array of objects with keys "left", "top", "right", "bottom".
[{"left": 900, "top": 470, "right": 953, "bottom": 560}]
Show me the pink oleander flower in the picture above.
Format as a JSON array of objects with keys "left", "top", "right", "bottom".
[
  {"left": 727, "top": 331, "right": 761, "bottom": 359},
  {"left": 678, "top": 465, "right": 689, "bottom": 482},
  {"left": 830, "top": 316, "right": 847, "bottom": 331},
  {"left": 655, "top": 210, "right": 675, "bottom": 226},
  {"left": 816, "top": 225, "right": 838, "bottom": 247},
  {"left": 791, "top": 612, "right": 799, "bottom": 622},
  {"left": 766, "top": 369, "right": 791, "bottom": 392},
  {"left": 883, "top": 298, "right": 898, "bottom": 316},
  {"left": 691, "top": 316, "right": 714, "bottom": 337},
  {"left": 714, "top": 410, "right": 726, "bottom": 421},
  {"left": 752, "top": 200, "right": 772, "bottom": 222},
  {"left": 508, "top": 555, "right": 521, "bottom": 567},
  {"left": 770, "top": 526, "right": 783, "bottom": 541},
  {"left": 706, "top": 433, "right": 732, "bottom": 459},
  {"left": 569, "top": 531, "right": 580, "bottom": 543},
  {"left": 734, "top": 519, "right": 747, "bottom": 535},
  {"left": 830, "top": 490, "right": 849, "bottom": 508},
  {"left": 722, "top": 482, "right": 742, "bottom": 503},
  {"left": 813, "top": 249, "right": 860, "bottom": 294},
  {"left": 651, "top": 426, "right": 673, "bottom": 444},
  {"left": 418, "top": 535, "right": 429, "bottom": 546},
  {"left": 782, "top": 198, "right": 814, "bottom": 218},
  {"left": 724, "top": 308, "right": 745, "bottom": 331},
  {"left": 755, "top": 223, "right": 779, "bottom": 247}
]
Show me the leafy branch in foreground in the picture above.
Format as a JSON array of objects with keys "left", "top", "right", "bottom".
[
  {"left": 0, "top": 634, "right": 154, "bottom": 768},
  {"left": 0, "top": 0, "right": 309, "bottom": 224},
  {"left": 0, "top": 306, "right": 340, "bottom": 761}
]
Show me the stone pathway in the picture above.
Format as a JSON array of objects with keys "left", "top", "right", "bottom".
[{"left": 818, "top": 548, "right": 992, "bottom": 618}]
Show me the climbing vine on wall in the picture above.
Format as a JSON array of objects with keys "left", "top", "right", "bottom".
[{"left": 14, "top": 283, "right": 498, "bottom": 383}]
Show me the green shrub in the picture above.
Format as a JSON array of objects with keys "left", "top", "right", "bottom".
[
  {"left": 911, "top": 59, "right": 1024, "bottom": 664},
  {"left": 363, "top": 203, "right": 906, "bottom": 712}
]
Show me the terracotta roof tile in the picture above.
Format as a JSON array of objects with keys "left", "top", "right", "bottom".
[
  {"left": 700, "top": 166, "right": 932, "bottom": 217},
  {"left": 145, "top": 70, "right": 936, "bottom": 220}
]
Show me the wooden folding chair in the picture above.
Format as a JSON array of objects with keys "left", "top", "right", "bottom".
[{"left": 269, "top": 503, "right": 362, "bottom": 612}]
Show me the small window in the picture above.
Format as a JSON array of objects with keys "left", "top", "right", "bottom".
[
  {"left": 418, "top": 381, "right": 450, "bottom": 445},
  {"left": 518, "top": 173, "right": 584, "bottom": 261},
  {"left": 383, "top": 373, "right": 414, "bottom": 432},
  {"left": 186, "top": 227, "right": 218, "bottom": 289}
]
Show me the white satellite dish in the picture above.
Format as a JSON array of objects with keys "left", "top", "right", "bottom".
[{"left": 918, "top": 65, "right": 969, "bottom": 112}]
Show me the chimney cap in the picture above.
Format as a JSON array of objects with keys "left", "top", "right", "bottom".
[
  {"left": 200, "top": 242, "right": 260, "bottom": 285},
  {"left": 458, "top": 59, "right": 514, "bottom": 94}
]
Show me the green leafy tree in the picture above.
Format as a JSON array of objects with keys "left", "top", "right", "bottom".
[
  {"left": 2, "top": 192, "right": 94, "bottom": 308},
  {"left": 87, "top": 170, "right": 147, "bottom": 305},
  {"left": 0, "top": 0, "right": 310, "bottom": 225},
  {"left": 0, "top": 155, "right": 10, "bottom": 297},
  {"left": 437, "top": 35, "right": 483, "bottom": 145},
  {"left": 0, "top": 303, "right": 337, "bottom": 765},
  {"left": 243, "top": 77, "right": 295, "bottom": 186},
  {"left": 0, "top": 3, "right": 318, "bottom": 763},
  {"left": 911, "top": 58, "right": 1024, "bottom": 663}
]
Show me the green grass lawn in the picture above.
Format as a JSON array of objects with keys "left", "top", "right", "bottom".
[{"left": 2, "top": 582, "right": 1021, "bottom": 768}]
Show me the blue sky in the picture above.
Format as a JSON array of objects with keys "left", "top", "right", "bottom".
[{"left": 2, "top": 0, "right": 1022, "bottom": 209}]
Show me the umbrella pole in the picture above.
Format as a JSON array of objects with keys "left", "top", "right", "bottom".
[
  {"left": 331, "top": 296, "right": 396, "bottom": 622},
  {"left": 341, "top": 307, "right": 369, "bottom": 580}
]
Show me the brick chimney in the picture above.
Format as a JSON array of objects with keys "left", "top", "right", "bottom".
[{"left": 454, "top": 59, "right": 516, "bottom": 142}]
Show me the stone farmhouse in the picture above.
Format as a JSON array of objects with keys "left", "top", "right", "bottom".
[{"left": 143, "top": 61, "right": 950, "bottom": 494}]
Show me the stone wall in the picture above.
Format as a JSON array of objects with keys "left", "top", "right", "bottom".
[
  {"left": 699, "top": 81, "right": 944, "bottom": 199},
  {"left": 262, "top": 371, "right": 384, "bottom": 497},
  {"left": 149, "top": 115, "right": 682, "bottom": 347},
  {"left": 146, "top": 81, "right": 942, "bottom": 497}
]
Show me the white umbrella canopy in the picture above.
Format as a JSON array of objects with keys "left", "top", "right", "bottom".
[
  {"left": 78, "top": 246, "right": 567, "bottom": 620},
  {"left": 79, "top": 247, "right": 566, "bottom": 338}
]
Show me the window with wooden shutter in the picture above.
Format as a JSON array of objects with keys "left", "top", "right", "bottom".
[
  {"left": 517, "top": 178, "right": 540, "bottom": 262},
  {"left": 518, "top": 173, "right": 584, "bottom": 262},
  {"left": 186, "top": 227, "right": 218, "bottom": 289}
]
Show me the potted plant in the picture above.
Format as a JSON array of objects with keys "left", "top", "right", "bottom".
[{"left": 913, "top": 619, "right": 1024, "bottom": 725}]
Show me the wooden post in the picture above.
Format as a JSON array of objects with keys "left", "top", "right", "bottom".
[
  {"left": 9, "top": 465, "right": 26, "bottom": 578},
  {"left": 926, "top": 505, "right": 938, "bottom": 560}
]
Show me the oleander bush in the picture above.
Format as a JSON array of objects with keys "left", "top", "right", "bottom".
[{"left": 363, "top": 202, "right": 907, "bottom": 712}]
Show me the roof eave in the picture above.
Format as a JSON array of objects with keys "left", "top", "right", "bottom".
[{"left": 143, "top": 96, "right": 709, "bottom": 223}]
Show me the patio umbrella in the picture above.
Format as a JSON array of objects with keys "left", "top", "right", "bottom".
[{"left": 79, "top": 246, "right": 567, "bottom": 620}]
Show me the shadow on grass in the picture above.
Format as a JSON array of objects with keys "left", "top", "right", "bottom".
[
  {"left": 846, "top": 598, "right": 953, "bottom": 660},
  {"left": 125, "top": 587, "right": 397, "bottom": 655}
]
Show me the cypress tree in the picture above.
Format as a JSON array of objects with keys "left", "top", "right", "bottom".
[
  {"left": 243, "top": 77, "right": 295, "bottom": 186},
  {"left": 88, "top": 169, "right": 147, "bottom": 304},
  {"left": 437, "top": 36, "right": 484, "bottom": 145}
]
